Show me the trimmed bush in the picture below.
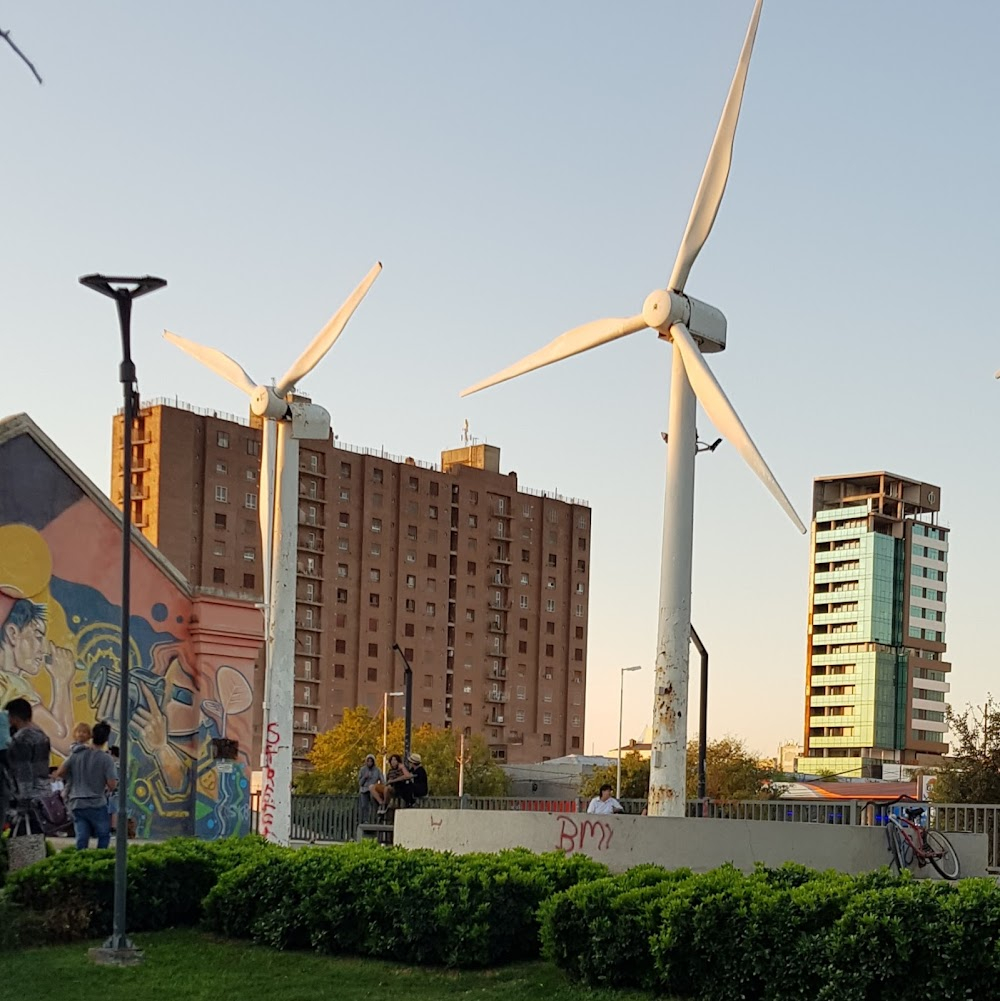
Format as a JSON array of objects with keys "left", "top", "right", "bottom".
[
  {"left": 542, "top": 863, "right": 1000, "bottom": 1001},
  {"left": 203, "top": 843, "right": 608, "bottom": 967},
  {"left": 4, "top": 836, "right": 274, "bottom": 940}
]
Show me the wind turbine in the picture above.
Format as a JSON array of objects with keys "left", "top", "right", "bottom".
[
  {"left": 165, "top": 262, "right": 381, "bottom": 843},
  {"left": 461, "top": 0, "right": 805, "bottom": 817}
]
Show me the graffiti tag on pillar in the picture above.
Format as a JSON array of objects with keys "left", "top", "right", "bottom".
[
  {"left": 555, "top": 814, "right": 614, "bottom": 853},
  {"left": 260, "top": 721, "right": 280, "bottom": 839}
]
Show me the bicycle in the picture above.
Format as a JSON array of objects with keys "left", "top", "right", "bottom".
[{"left": 885, "top": 804, "right": 960, "bottom": 880}]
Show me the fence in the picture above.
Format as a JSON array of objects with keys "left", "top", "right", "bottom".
[{"left": 246, "top": 794, "right": 1000, "bottom": 871}]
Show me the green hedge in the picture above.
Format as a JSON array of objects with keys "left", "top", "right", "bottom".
[
  {"left": 203, "top": 842, "right": 609, "bottom": 967},
  {"left": 541, "top": 862, "right": 1000, "bottom": 1001},
  {"left": 3, "top": 836, "right": 274, "bottom": 941}
]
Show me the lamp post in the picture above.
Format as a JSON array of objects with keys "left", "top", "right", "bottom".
[
  {"left": 690, "top": 626, "right": 709, "bottom": 807},
  {"left": 382, "top": 690, "right": 404, "bottom": 773},
  {"left": 79, "top": 274, "right": 166, "bottom": 964},
  {"left": 391, "top": 644, "right": 414, "bottom": 759},
  {"left": 617, "top": 665, "right": 642, "bottom": 799}
]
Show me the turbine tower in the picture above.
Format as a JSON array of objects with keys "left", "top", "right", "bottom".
[
  {"left": 165, "top": 263, "right": 381, "bottom": 843},
  {"left": 461, "top": 0, "right": 804, "bottom": 816}
]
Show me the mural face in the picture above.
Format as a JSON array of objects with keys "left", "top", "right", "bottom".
[{"left": 0, "top": 429, "right": 260, "bottom": 839}]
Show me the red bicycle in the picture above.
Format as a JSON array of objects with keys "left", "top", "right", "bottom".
[{"left": 885, "top": 805, "right": 960, "bottom": 880}]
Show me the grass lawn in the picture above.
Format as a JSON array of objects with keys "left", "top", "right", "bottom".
[{"left": 14, "top": 928, "right": 651, "bottom": 1000}]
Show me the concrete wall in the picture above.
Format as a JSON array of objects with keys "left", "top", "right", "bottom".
[{"left": 394, "top": 809, "right": 990, "bottom": 877}]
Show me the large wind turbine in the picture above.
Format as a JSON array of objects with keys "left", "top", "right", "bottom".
[
  {"left": 165, "top": 263, "right": 381, "bottom": 843},
  {"left": 461, "top": 0, "right": 804, "bottom": 817}
]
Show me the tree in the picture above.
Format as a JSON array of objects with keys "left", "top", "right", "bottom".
[
  {"left": 293, "top": 706, "right": 508, "bottom": 797},
  {"left": 931, "top": 697, "right": 1000, "bottom": 804},
  {"left": 581, "top": 736, "right": 780, "bottom": 801}
]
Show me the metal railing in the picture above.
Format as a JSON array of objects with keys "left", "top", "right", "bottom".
[{"left": 247, "top": 794, "right": 999, "bottom": 871}]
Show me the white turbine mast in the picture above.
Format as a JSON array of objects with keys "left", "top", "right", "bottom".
[
  {"left": 165, "top": 262, "right": 382, "bottom": 843},
  {"left": 461, "top": 0, "right": 805, "bottom": 816}
]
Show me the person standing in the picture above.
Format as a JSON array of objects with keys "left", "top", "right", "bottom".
[
  {"left": 56, "top": 728, "right": 117, "bottom": 850},
  {"left": 5, "top": 698, "right": 51, "bottom": 820},
  {"left": 587, "top": 784, "right": 624, "bottom": 815}
]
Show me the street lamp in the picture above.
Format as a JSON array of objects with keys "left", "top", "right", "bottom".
[
  {"left": 382, "top": 690, "right": 404, "bottom": 773},
  {"left": 79, "top": 273, "right": 166, "bottom": 965},
  {"left": 617, "top": 665, "right": 642, "bottom": 799}
]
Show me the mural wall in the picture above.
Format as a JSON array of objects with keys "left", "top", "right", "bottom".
[{"left": 0, "top": 419, "right": 263, "bottom": 838}]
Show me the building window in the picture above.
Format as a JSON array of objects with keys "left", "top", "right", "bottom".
[
  {"left": 338, "top": 538, "right": 349, "bottom": 552},
  {"left": 468, "top": 514, "right": 478, "bottom": 528},
  {"left": 217, "top": 432, "right": 229, "bottom": 448},
  {"left": 335, "top": 639, "right": 347, "bottom": 654},
  {"left": 465, "top": 609, "right": 475, "bottom": 622},
  {"left": 546, "top": 577, "right": 556, "bottom": 590},
  {"left": 371, "top": 542, "right": 381, "bottom": 557},
  {"left": 546, "top": 599, "right": 556, "bottom": 613},
  {"left": 302, "top": 634, "right": 312, "bottom": 652},
  {"left": 542, "top": 733, "right": 552, "bottom": 747},
  {"left": 467, "top": 561, "right": 477, "bottom": 576},
  {"left": 370, "top": 569, "right": 381, "bottom": 582},
  {"left": 369, "top": 593, "right": 380, "bottom": 607},
  {"left": 574, "top": 648, "right": 583, "bottom": 662},
  {"left": 367, "top": 667, "right": 378, "bottom": 682},
  {"left": 429, "top": 505, "right": 438, "bottom": 520},
  {"left": 373, "top": 467, "right": 384, "bottom": 483},
  {"left": 340, "top": 462, "right": 351, "bottom": 478},
  {"left": 404, "top": 647, "right": 414, "bottom": 661},
  {"left": 371, "top": 518, "right": 382, "bottom": 533},
  {"left": 337, "top": 588, "right": 347, "bottom": 603},
  {"left": 405, "top": 623, "right": 415, "bottom": 637},
  {"left": 405, "top": 598, "right": 415, "bottom": 612},
  {"left": 243, "top": 548, "right": 255, "bottom": 561},
  {"left": 463, "top": 703, "right": 472, "bottom": 716},
  {"left": 520, "top": 596, "right": 528, "bottom": 609},
  {"left": 543, "top": 691, "right": 553, "bottom": 703},
  {"left": 575, "top": 604, "right": 584, "bottom": 617},
  {"left": 340, "top": 488, "right": 350, "bottom": 501},
  {"left": 425, "top": 603, "right": 436, "bottom": 617},
  {"left": 334, "top": 663, "right": 345, "bottom": 679},
  {"left": 305, "top": 556, "right": 315, "bottom": 574},
  {"left": 547, "top": 554, "right": 557, "bottom": 567},
  {"left": 545, "top": 643, "right": 554, "bottom": 657},
  {"left": 368, "top": 617, "right": 378, "bottom": 632},
  {"left": 212, "top": 567, "right": 225, "bottom": 584},
  {"left": 306, "top": 583, "right": 315, "bottom": 600},
  {"left": 245, "top": 493, "right": 257, "bottom": 510},
  {"left": 516, "top": 685, "right": 526, "bottom": 700},
  {"left": 337, "top": 563, "right": 348, "bottom": 578},
  {"left": 215, "top": 485, "right": 229, "bottom": 503},
  {"left": 243, "top": 573, "right": 255, "bottom": 589},
  {"left": 518, "top": 641, "right": 527, "bottom": 654},
  {"left": 545, "top": 622, "right": 555, "bottom": 635},
  {"left": 576, "top": 582, "right": 585, "bottom": 594},
  {"left": 247, "top": 439, "right": 260, "bottom": 457},
  {"left": 213, "top": 541, "right": 226, "bottom": 557},
  {"left": 214, "top": 513, "right": 227, "bottom": 529},
  {"left": 427, "top": 554, "right": 437, "bottom": 569},
  {"left": 520, "top": 618, "right": 528, "bottom": 630},
  {"left": 368, "top": 643, "right": 378, "bottom": 658},
  {"left": 246, "top": 468, "right": 257, "bottom": 481},
  {"left": 406, "top": 574, "right": 416, "bottom": 588},
  {"left": 216, "top": 461, "right": 227, "bottom": 474},
  {"left": 407, "top": 525, "right": 418, "bottom": 540},
  {"left": 521, "top": 550, "right": 530, "bottom": 563},
  {"left": 339, "top": 512, "right": 349, "bottom": 528},
  {"left": 406, "top": 551, "right": 416, "bottom": 564}
]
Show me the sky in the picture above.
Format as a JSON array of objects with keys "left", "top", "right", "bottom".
[{"left": 3, "top": 2, "right": 999, "bottom": 763}]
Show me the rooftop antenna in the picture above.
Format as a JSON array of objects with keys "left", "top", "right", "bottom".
[{"left": 462, "top": 418, "right": 471, "bottom": 445}]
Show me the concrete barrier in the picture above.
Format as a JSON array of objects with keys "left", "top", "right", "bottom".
[{"left": 394, "top": 809, "right": 990, "bottom": 877}]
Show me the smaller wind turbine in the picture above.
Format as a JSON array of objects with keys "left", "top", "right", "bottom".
[
  {"left": 165, "top": 262, "right": 381, "bottom": 844},
  {"left": 461, "top": 0, "right": 804, "bottom": 817}
]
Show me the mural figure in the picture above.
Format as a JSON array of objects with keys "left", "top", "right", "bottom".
[{"left": 0, "top": 419, "right": 263, "bottom": 839}]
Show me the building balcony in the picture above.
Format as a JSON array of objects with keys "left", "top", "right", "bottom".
[
  {"left": 485, "top": 647, "right": 508, "bottom": 659},
  {"left": 488, "top": 714, "right": 506, "bottom": 726},
  {"left": 298, "top": 515, "right": 325, "bottom": 528},
  {"left": 299, "top": 539, "right": 324, "bottom": 552},
  {"left": 488, "top": 622, "right": 506, "bottom": 634},
  {"left": 293, "top": 722, "right": 318, "bottom": 733},
  {"left": 493, "top": 530, "right": 512, "bottom": 542},
  {"left": 293, "top": 699, "right": 315, "bottom": 709},
  {"left": 489, "top": 553, "right": 511, "bottom": 565},
  {"left": 485, "top": 690, "right": 509, "bottom": 704},
  {"left": 508, "top": 731, "right": 523, "bottom": 745},
  {"left": 489, "top": 600, "right": 512, "bottom": 610},
  {"left": 489, "top": 666, "right": 507, "bottom": 680}
]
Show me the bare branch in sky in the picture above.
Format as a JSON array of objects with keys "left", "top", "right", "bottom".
[{"left": 1, "top": 27, "right": 43, "bottom": 85}]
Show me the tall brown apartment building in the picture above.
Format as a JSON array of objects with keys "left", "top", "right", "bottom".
[{"left": 112, "top": 400, "right": 591, "bottom": 767}]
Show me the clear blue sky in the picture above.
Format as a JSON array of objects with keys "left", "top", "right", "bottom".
[{"left": 3, "top": 2, "right": 998, "bottom": 761}]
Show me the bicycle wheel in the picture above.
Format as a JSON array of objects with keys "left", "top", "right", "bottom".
[
  {"left": 925, "top": 830, "right": 960, "bottom": 880},
  {"left": 886, "top": 824, "right": 903, "bottom": 874}
]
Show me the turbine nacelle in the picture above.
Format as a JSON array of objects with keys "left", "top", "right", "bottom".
[
  {"left": 251, "top": 385, "right": 292, "bottom": 421},
  {"left": 641, "top": 290, "right": 727, "bottom": 353}
]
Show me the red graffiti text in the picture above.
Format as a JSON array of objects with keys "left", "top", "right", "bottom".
[
  {"left": 260, "top": 722, "right": 280, "bottom": 839},
  {"left": 556, "top": 814, "right": 614, "bottom": 853}
]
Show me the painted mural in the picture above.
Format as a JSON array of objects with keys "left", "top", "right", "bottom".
[{"left": 0, "top": 420, "right": 262, "bottom": 838}]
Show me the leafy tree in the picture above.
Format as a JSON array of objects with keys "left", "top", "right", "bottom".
[
  {"left": 581, "top": 736, "right": 780, "bottom": 801},
  {"left": 294, "top": 706, "right": 508, "bottom": 797},
  {"left": 930, "top": 696, "right": 1000, "bottom": 804}
]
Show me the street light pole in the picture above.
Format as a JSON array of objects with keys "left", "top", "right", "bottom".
[
  {"left": 392, "top": 644, "right": 414, "bottom": 760},
  {"left": 79, "top": 274, "right": 166, "bottom": 964},
  {"left": 690, "top": 626, "right": 709, "bottom": 808},
  {"left": 382, "top": 690, "right": 403, "bottom": 773},
  {"left": 617, "top": 665, "right": 642, "bottom": 800}
]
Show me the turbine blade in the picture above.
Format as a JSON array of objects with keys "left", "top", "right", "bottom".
[
  {"left": 275, "top": 262, "right": 382, "bottom": 397},
  {"left": 668, "top": 0, "right": 763, "bottom": 293},
  {"left": 671, "top": 321, "right": 806, "bottom": 533},
  {"left": 460, "top": 315, "right": 647, "bottom": 397},
  {"left": 258, "top": 420, "right": 278, "bottom": 617},
  {"left": 163, "top": 330, "right": 257, "bottom": 396}
]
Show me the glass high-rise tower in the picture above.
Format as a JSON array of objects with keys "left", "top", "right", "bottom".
[{"left": 799, "top": 472, "right": 950, "bottom": 779}]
